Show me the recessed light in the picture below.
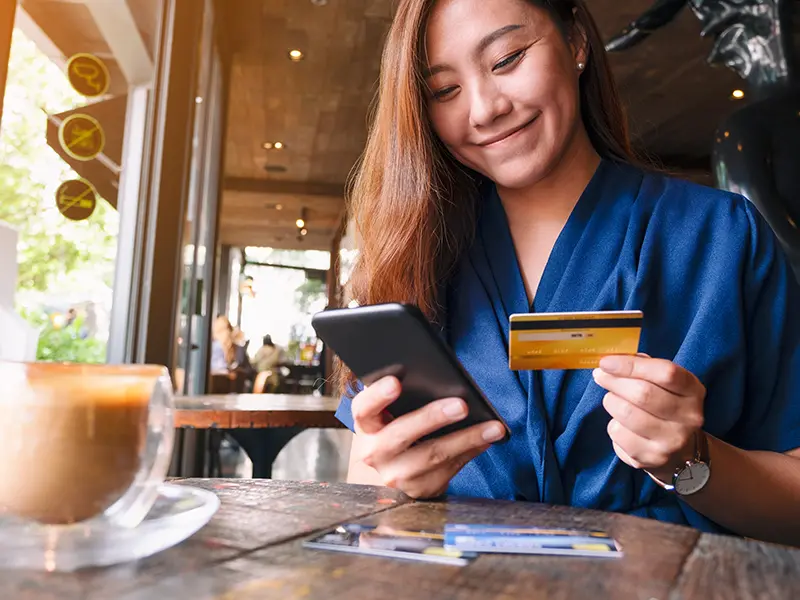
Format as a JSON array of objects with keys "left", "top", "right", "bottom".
[
  {"left": 288, "top": 49, "right": 304, "bottom": 61},
  {"left": 300, "top": 228, "right": 308, "bottom": 236},
  {"left": 273, "top": 141, "right": 284, "bottom": 149},
  {"left": 195, "top": 96, "right": 203, "bottom": 104},
  {"left": 276, "top": 204, "right": 283, "bottom": 210},
  {"left": 296, "top": 218, "right": 306, "bottom": 228},
  {"left": 262, "top": 142, "right": 274, "bottom": 149},
  {"left": 731, "top": 89, "right": 745, "bottom": 99}
]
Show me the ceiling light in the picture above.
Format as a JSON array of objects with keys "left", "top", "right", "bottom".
[
  {"left": 731, "top": 89, "right": 745, "bottom": 99},
  {"left": 300, "top": 228, "right": 308, "bottom": 236},
  {"left": 273, "top": 141, "right": 284, "bottom": 149},
  {"left": 195, "top": 96, "right": 203, "bottom": 104},
  {"left": 276, "top": 204, "right": 283, "bottom": 210},
  {"left": 262, "top": 142, "right": 273, "bottom": 149},
  {"left": 288, "top": 49, "right": 304, "bottom": 61},
  {"left": 311, "top": 0, "right": 328, "bottom": 5},
  {"left": 296, "top": 218, "right": 306, "bottom": 228}
]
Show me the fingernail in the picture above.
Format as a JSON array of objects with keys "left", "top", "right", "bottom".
[
  {"left": 592, "top": 368, "right": 602, "bottom": 380},
  {"left": 442, "top": 399, "right": 466, "bottom": 419},
  {"left": 380, "top": 378, "right": 397, "bottom": 396},
  {"left": 608, "top": 419, "right": 620, "bottom": 433},
  {"left": 482, "top": 423, "right": 505, "bottom": 443},
  {"left": 599, "top": 356, "right": 622, "bottom": 374}
]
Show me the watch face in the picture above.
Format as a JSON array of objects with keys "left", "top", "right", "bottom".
[{"left": 674, "top": 461, "right": 711, "bottom": 495}]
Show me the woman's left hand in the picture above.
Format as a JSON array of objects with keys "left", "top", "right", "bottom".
[{"left": 592, "top": 354, "right": 706, "bottom": 481}]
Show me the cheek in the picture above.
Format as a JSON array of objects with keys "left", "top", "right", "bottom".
[
  {"left": 428, "top": 103, "right": 465, "bottom": 149},
  {"left": 514, "top": 56, "right": 577, "bottom": 118}
]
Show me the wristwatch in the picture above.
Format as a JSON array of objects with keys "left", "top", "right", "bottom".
[{"left": 645, "top": 431, "right": 711, "bottom": 496}]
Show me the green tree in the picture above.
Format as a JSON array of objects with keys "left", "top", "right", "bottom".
[
  {"left": 0, "top": 30, "right": 119, "bottom": 361},
  {"left": 294, "top": 276, "right": 327, "bottom": 314}
]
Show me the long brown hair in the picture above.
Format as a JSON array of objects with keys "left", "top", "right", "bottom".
[{"left": 339, "top": 0, "right": 637, "bottom": 393}]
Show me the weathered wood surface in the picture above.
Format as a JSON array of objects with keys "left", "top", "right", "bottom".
[
  {"left": 4, "top": 479, "right": 799, "bottom": 600},
  {"left": 671, "top": 532, "right": 800, "bottom": 600},
  {"left": 174, "top": 394, "right": 342, "bottom": 429}
]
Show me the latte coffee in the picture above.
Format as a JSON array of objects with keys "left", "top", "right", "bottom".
[{"left": 0, "top": 364, "right": 158, "bottom": 525}]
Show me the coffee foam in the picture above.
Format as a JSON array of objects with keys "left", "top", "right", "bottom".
[{"left": 0, "top": 363, "right": 163, "bottom": 406}]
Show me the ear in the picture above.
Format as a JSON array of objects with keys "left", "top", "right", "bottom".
[{"left": 567, "top": 12, "right": 590, "bottom": 68}]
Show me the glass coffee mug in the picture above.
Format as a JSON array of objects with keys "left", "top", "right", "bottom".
[{"left": 0, "top": 362, "right": 175, "bottom": 529}]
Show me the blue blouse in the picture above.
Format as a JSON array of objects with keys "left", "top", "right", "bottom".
[{"left": 335, "top": 160, "right": 800, "bottom": 534}]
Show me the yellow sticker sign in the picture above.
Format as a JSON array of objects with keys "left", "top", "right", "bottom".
[
  {"left": 56, "top": 179, "right": 97, "bottom": 221},
  {"left": 58, "top": 114, "right": 105, "bottom": 161},
  {"left": 66, "top": 53, "right": 110, "bottom": 97}
]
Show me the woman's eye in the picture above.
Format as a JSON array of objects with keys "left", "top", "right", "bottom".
[
  {"left": 432, "top": 86, "right": 458, "bottom": 100},
  {"left": 493, "top": 50, "right": 524, "bottom": 71}
]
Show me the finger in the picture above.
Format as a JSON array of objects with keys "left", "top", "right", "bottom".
[
  {"left": 395, "top": 443, "right": 489, "bottom": 499},
  {"left": 352, "top": 376, "right": 401, "bottom": 435},
  {"left": 593, "top": 369, "right": 699, "bottom": 424},
  {"left": 607, "top": 419, "right": 671, "bottom": 470},
  {"left": 381, "top": 421, "right": 505, "bottom": 487},
  {"left": 602, "top": 392, "right": 674, "bottom": 441},
  {"left": 597, "top": 355, "right": 698, "bottom": 397},
  {"left": 368, "top": 397, "right": 470, "bottom": 466},
  {"left": 612, "top": 441, "right": 641, "bottom": 470}
]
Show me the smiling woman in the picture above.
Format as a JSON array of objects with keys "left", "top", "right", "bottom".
[{"left": 337, "top": 0, "right": 800, "bottom": 548}]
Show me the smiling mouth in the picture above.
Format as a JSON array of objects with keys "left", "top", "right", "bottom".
[{"left": 478, "top": 114, "right": 540, "bottom": 147}]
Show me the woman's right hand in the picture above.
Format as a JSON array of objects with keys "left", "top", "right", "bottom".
[{"left": 351, "top": 376, "right": 506, "bottom": 499}]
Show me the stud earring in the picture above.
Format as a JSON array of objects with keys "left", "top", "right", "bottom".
[{"left": 577, "top": 62, "right": 585, "bottom": 71}]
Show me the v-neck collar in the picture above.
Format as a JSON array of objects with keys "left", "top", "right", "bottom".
[{"left": 482, "top": 159, "right": 611, "bottom": 315}]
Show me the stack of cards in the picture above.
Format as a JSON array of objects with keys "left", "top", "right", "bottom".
[
  {"left": 509, "top": 310, "right": 643, "bottom": 370},
  {"left": 304, "top": 523, "right": 622, "bottom": 565},
  {"left": 443, "top": 524, "right": 622, "bottom": 558}
]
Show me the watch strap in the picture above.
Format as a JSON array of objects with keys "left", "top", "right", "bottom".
[{"left": 645, "top": 431, "right": 709, "bottom": 492}]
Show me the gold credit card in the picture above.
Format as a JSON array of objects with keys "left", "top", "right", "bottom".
[{"left": 509, "top": 310, "right": 643, "bottom": 371}]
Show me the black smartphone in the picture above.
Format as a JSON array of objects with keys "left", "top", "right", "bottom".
[{"left": 312, "top": 303, "right": 510, "bottom": 442}]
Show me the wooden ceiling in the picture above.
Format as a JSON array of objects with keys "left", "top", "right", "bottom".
[
  {"left": 218, "top": 0, "right": 751, "bottom": 249},
  {"left": 219, "top": 0, "right": 393, "bottom": 250}
]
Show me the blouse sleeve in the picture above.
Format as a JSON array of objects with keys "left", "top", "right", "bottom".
[
  {"left": 731, "top": 201, "right": 800, "bottom": 453},
  {"left": 334, "top": 380, "right": 363, "bottom": 432}
]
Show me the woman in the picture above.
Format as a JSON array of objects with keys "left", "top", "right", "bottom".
[
  {"left": 334, "top": 0, "right": 800, "bottom": 545},
  {"left": 211, "top": 315, "right": 256, "bottom": 383},
  {"left": 253, "top": 334, "right": 284, "bottom": 392}
]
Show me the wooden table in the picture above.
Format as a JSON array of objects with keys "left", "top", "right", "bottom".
[
  {"left": 6, "top": 479, "right": 799, "bottom": 599},
  {"left": 173, "top": 395, "right": 343, "bottom": 479}
]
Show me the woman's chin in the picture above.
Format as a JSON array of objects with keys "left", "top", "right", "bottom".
[{"left": 483, "top": 160, "right": 551, "bottom": 191}]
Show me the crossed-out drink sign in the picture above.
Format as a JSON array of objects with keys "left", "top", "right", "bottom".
[{"left": 58, "top": 114, "right": 105, "bottom": 162}]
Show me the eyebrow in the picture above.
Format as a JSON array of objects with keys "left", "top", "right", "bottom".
[{"left": 423, "top": 24, "right": 525, "bottom": 78}]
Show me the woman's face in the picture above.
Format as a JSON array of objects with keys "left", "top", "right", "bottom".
[
  {"left": 212, "top": 318, "right": 231, "bottom": 343},
  {"left": 424, "top": 0, "right": 587, "bottom": 189}
]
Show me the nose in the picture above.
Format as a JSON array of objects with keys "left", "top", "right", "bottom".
[{"left": 468, "top": 77, "right": 512, "bottom": 128}]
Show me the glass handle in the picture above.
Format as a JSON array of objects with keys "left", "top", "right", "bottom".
[{"left": 104, "top": 371, "right": 176, "bottom": 528}]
